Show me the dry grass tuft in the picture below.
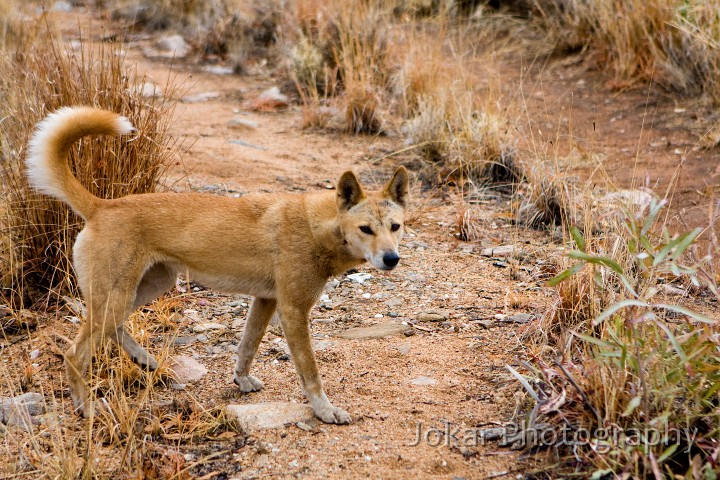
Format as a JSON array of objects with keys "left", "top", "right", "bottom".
[
  {"left": 0, "top": 23, "right": 178, "bottom": 307},
  {"left": 518, "top": 195, "right": 720, "bottom": 476},
  {"left": 531, "top": 0, "right": 720, "bottom": 100}
]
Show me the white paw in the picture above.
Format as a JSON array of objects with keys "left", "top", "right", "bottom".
[
  {"left": 314, "top": 404, "right": 352, "bottom": 425},
  {"left": 234, "top": 374, "right": 264, "bottom": 392}
]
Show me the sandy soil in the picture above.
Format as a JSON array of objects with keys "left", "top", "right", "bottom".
[{"left": 2, "top": 5, "right": 718, "bottom": 480}]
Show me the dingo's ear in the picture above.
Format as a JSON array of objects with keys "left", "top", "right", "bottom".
[
  {"left": 337, "top": 171, "right": 366, "bottom": 211},
  {"left": 383, "top": 166, "right": 409, "bottom": 208}
]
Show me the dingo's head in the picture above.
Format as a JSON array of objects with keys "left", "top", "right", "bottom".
[{"left": 337, "top": 166, "right": 409, "bottom": 271}]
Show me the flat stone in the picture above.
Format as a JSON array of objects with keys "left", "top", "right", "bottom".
[
  {"left": 173, "top": 335, "right": 197, "bottom": 346},
  {"left": 192, "top": 322, "right": 227, "bottom": 333},
  {"left": 226, "top": 402, "right": 315, "bottom": 430},
  {"left": 227, "top": 118, "right": 259, "bottom": 130},
  {"left": 410, "top": 376, "right": 437, "bottom": 386},
  {"left": 204, "top": 65, "right": 234, "bottom": 75},
  {"left": 385, "top": 297, "right": 403, "bottom": 308},
  {"left": 134, "top": 82, "right": 163, "bottom": 98},
  {"left": 181, "top": 92, "right": 221, "bottom": 103},
  {"left": 347, "top": 272, "right": 373, "bottom": 285},
  {"left": 168, "top": 355, "right": 208, "bottom": 384},
  {"left": 257, "top": 86, "right": 288, "bottom": 104},
  {"left": 313, "top": 340, "right": 335, "bottom": 352},
  {"left": 503, "top": 314, "right": 533, "bottom": 324},
  {"left": 417, "top": 311, "right": 448, "bottom": 322},
  {"left": 390, "top": 344, "right": 410, "bottom": 355},
  {"left": 1, "top": 392, "right": 45, "bottom": 431},
  {"left": 156, "top": 34, "right": 189, "bottom": 57},
  {"left": 336, "top": 323, "right": 412, "bottom": 340},
  {"left": 480, "top": 245, "right": 517, "bottom": 257}
]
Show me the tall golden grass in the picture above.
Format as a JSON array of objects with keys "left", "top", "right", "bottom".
[
  {"left": 532, "top": 0, "right": 720, "bottom": 100},
  {"left": 0, "top": 21, "right": 178, "bottom": 307}
]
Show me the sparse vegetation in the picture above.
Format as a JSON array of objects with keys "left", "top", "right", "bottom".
[
  {"left": 517, "top": 196, "right": 720, "bottom": 476},
  {"left": 531, "top": 0, "right": 720, "bottom": 100},
  {"left": 2, "top": 0, "right": 720, "bottom": 478}
]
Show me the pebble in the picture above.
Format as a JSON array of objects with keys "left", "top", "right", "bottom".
[
  {"left": 347, "top": 273, "right": 373, "bottom": 285},
  {"left": 204, "top": 65, "right": 234, "bottom": 75},
  {"left": 480, "top": 245, "right": 517, "bottom": 257},
  {"left": 156, "top": 34, "right": 190, "bottom": 57},
  {"left": 385, "top": 297, "right": 403, "bottom": 308},
  {"left": 1, "top": 392, "right": 45, "bottom": 431},
  {"left": 173, "top": 335, "right": 197, "bottom": 346},
  {"left": 134, "top": 82, "right": 163, "bottom": 98},
  {"left": 181, "top": 92, "right": 221, "bottom": 103},
  {"left": 257, "top": 87, "right": 288, "bottom": 104},
  {"left": 227, "top": 118, "right": 259, "bottom": 130},
  {"left": 192, "top": 322, "right": 227, "bottom": 333},
  {"left": 168, "top": 356, "right": 208, "bottom": 384},
  {"left": 410, "top": 376, "right": 437, "bottom": 386},
  {"left": 502, "top": 313, "right": 533, "bottom": 324},
  {"left": 417, "top": 311, "right": 448, "bottom": 322}
]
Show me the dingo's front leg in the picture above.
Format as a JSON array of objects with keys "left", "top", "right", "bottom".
[
  {"left": 278, "top": 301, "right": 351, "bottom": 424},
  {"left": 234, "top": 297, "right": 276, "bottom": 392}
]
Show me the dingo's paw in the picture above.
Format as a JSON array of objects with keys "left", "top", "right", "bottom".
[
  {"left": 314, "top": 404, "right": 352, "bottom": 424},
  {"left": 234, "top": 374, "right": 264, "bottom": 392}
]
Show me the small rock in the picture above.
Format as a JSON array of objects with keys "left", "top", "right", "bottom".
[
  {"left": 417, "top": 311, "right": 448, "bottom": 323},
  {"left": 336, "top": 323, "right": 412, "bottom": 340},
  {"left": 134, "top": 82, "right": 163, "bottom": 98},
  {"left": 226, "top": 402, "right": 315, "bottom": 430},
  {"left": 257, "top": 86, "right": 288, "bottom": 104},
  {"left": 1, "top": 392, "right": 45, "bottom": 431},
  {"left": 174, "top": 335, "right": 197, "bottom": 346},
  {"left": 196, "top": 334, "right": 209, "bottom": 343},
  {"left": 228, "top": 300, "right": 248, "bottom": 308},
  {"left": 347, "top": 272, "right": 373, "bottom": 285},
  {"left": 181, "top": 91, "right": 221, "bottom": 103},
  {"left": 192, "top": 322, "right": 227, "bottom": 333},
  {"left": 313, "top": 340, "right": 334, "bottom": 352},
  {"left": 168, "top": 356, "right": 208, "bottom": 384},
  {"left": 204, "top": 65, "right": 234, "bottom": 75},
  {"left": 156, "top": 34, "right": 190, "bottom": 57},
  {"left": 410, "top": 376, "right": 437, "bottom": 386},
  {"left": 472, "top": 320, "right": 494, "bottom": 329},
  {"left": 503, "top": 314, "right": 533, "bottom": 324},
  {"left": 296, "top": 421, "right": 313, "bottom": 432},
  {"left": 480, "top": 245, "right": 516, "bottom": 257},
  {"left": 387, "top": 312, "right": 399, "bottom": 318},
  {"left": 660, "top": 284, "right": 686, "bottom": 296},
  {"left": 385, "top": 297, "right": 403, "bottom": 308},
  {"left": 390, "top": 344, "right": 410, "bottom": 355},
  {"left": 29, "top": 349, "right": 41, "bottom": 360},
  {"left": 479, "top": 427, "right": 506, "bottom": 441},
  {"left": 227, "top": 118, "right": 259, "bottom": 130},
  {"left": 289, "top": 459, "right": 299, "bottom": 468}
]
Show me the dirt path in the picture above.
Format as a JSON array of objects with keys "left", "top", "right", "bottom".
[{"left": 0, "top": 9, "right": 561, "bottom": 480}]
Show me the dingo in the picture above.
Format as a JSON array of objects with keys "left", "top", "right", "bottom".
[{"left": 27, "top": 107, "right": 409, "bottom": 424}]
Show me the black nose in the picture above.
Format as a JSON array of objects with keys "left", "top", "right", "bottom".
[{"left": 383, "top": 252, "right": 400, "bottom": 268}]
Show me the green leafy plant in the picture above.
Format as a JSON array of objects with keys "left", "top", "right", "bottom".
[{"left": 515, "top": 194, "right": 720, "bottom": 477}]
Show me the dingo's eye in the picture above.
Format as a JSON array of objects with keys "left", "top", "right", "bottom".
[
  {"left": 359, "top": 225, "right": 374, "bottom": 235},
  {"left": 391, "top": 223, "right": 401, "bottom": 232}
]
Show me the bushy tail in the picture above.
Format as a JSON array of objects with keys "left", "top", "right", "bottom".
[{"left": 26, "top": 106, "right": 135, "bottom": 220}]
